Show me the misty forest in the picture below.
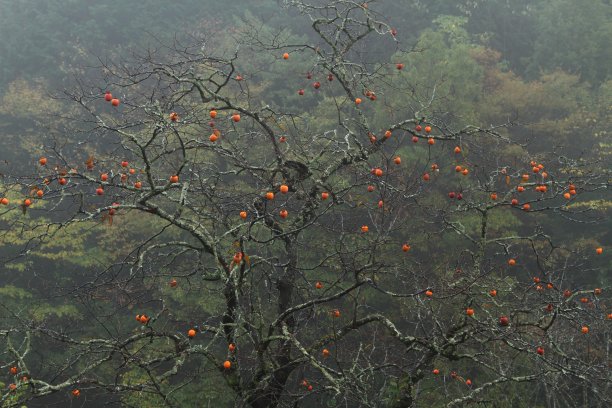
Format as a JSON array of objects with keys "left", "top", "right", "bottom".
[{"left": 0, "top": 0, "right": 610, "bottom": 407}]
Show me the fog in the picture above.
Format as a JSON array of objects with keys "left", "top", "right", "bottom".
[{"left": 0, "top": 1, "right": 609, "bottom": 407}]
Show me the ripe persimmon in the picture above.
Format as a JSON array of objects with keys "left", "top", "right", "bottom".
[
  {"left": 188, "top": 329, "right": 196, "bottom": 338},
  {"left": 280, "top": 184, "right": 289, "bottom": 193},
  {"left": 223, "top": 360, "right": 232, "bottom": 369},
  {"left": 240, "top": 211, "right": 247, "bottom": 219},
  {"left": 321, "top": 192, "right": 329, "bottom": 200},
  {"left": 39, "top": 157, "right": 47, "bottom": 166}
]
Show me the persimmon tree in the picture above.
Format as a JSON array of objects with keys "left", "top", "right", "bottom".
[{"left": 0, "top": 1, "right": 609, "bottom": 407}]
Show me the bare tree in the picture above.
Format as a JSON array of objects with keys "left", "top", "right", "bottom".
[{"left": 0, "top": 1, "right": 609, "bottom": 407}]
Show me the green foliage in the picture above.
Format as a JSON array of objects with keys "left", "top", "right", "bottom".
[
  {"left": 388, "top": 17, "right": 484, "bottom": 125},
  {"left": 528, "top": 0, "right": 612, "bottom": 85}
]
